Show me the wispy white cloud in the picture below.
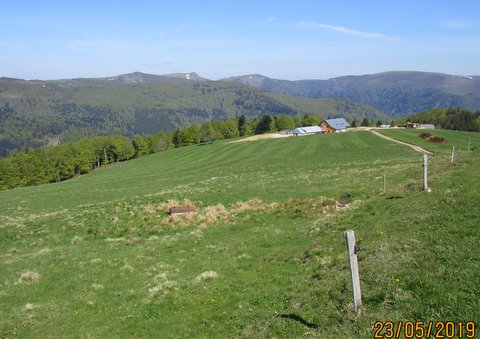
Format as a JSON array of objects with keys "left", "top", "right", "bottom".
[
  {"left": 67, "top": 39, "right": 130, "bottom": 51},
  {"left": 173, "top": 37, "right": 233, "bottom": 47},
  {"left": 443, "top": 19, "right": 471, "bottom": 29},
  {"left": 297, "top": 21, "right": 400, "bottom": 40}
]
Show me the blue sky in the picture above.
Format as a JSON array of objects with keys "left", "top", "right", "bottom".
[{"left": 1, "top": 0, "right": 479, "bottom": 80}]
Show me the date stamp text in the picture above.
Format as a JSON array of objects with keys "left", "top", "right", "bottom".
[{"left": 373, "top": 321, "right": 477, "bottom": 338}]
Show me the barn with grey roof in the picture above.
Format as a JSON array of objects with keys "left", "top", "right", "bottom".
[{"left": 320, "top": 118, "right": 350, "bottom": 133}]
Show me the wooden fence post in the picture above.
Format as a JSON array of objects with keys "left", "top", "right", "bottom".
[
  {"left": 451, "top": 146, "right": 455, "bottom": 163},
  {"left": 383, "top": 174, "right": 387, "bottom": 194},
  {"left": 423, "top": 154, "right": 428, "bottom": 191},
  {"left": 468, "top": 137, "right": 471, "bottom": 153},
  {"left": 345, "top": 230, "right": 362, "bottom": 312}
]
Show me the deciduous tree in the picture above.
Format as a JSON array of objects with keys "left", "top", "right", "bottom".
[{"left": 275, "top": 115, "right": 295, "bottom": 130}]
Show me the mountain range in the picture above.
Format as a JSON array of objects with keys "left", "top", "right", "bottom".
[
  {"left": 221, "top": 71, "right": 480, "bottom": 115},
  {"left": 52, "top": 70, "right": 480, "bottom": 115},
  {"left": 1, "top": 70, "right": 479, "bottom": 157}
]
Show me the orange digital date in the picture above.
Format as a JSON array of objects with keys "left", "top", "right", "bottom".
[{"left": 373, "top": 321, "right": 477, "bottom": 338}]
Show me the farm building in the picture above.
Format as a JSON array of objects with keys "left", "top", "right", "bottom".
[
  {"left": 320, "top": 118, "right": 350, "bottom": 133},
  {"left": 406, "top": 120, "right": 418, "bottom": 128},
  {"left": 292, "top": 125, "right": 323, "bottom": 136},
  {"left": 406, "top": 120, "right": 435, "bottom": 129},
  {"left": 417, "top": 124, "right": 435, "bottom": 129}
]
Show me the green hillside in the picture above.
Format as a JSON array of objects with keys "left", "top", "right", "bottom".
[
  {"left": 406, "top": 107, "right": 480, "bottom": 131},
  {"left": 1, "top": 130, "right": 479, "bottom": 337},
  {"left": 0, "top": 76, "right": 386, "bottom": 156}
]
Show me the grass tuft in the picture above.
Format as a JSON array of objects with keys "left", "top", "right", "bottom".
[
  {"left": 91, "top": 283, "right": 104, "bottom": 290},
  {"left": 71, "top": 236, "right": 83, "bottom": 244},
  {"left": 203, "top": 203, "right": 229, "bottom": 223},
  {"left": 24, "top": 303, "right": 35, "bottom": 311},
  {"left": 194, "top": 271, "right": 219, "bottom": 283},
  {"left": 17, "top": 271, "right": 40, "bottom": 285}
]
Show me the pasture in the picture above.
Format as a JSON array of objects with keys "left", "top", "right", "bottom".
[{"left": 1, "top": 130, "right": 479, "bottom": 337}]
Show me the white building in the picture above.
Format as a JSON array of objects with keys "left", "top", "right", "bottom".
[{"left": 292, "top": 126, "right": 323, "bottom": 136}]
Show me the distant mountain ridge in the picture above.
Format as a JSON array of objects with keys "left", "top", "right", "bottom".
[
  {"left": 49, "top": 71, "right": 207, "bottom": 85},
  {"left": 16, "top": 69, "right": 480, "bottom": 115},
  {"left": 221, "top": 71, "right": 480, "bottom": 115},
  {"left": 100, "top": 71, "right": 207, "bottom": 83},
  {"left": 51, "top": 70, "right": 480, "bottom": 115}
]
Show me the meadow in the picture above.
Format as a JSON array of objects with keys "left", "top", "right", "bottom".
[{"left": 1, "top": 129, "right": 479, "bottom": 338}]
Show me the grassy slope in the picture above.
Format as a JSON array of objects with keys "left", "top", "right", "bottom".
[
  {"left": 0, "top": 130, "right": 479, "bottom": 338},
  {"left": 377, "top": 128, "right": 479, "bottom": 154}
]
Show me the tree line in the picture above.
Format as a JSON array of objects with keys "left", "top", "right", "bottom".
[
  {"left": 0, "top": 135, "right": 136, "bottom": 189},
  {"left": 0, "top": 114, "right": 322, "bottom": 190},
  {"left": 408, "top": 108, "right": 480, "bottom": 131}
]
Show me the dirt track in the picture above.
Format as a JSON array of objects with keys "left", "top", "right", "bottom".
[
  {"left": 232, "top": 133, "right": 291, "bottom": 143},
  {"left": 370, "top": 130, "right": 432, "bottom": 154}
]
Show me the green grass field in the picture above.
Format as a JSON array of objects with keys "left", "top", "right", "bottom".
[
  {"left": 377, "top": 128, "right": 479, "bottom": 154},
  {"left": 1, "top": 130, "right": 479, "bottom": 338}
]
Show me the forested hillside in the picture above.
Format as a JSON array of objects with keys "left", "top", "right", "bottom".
[
  {"left": 407, "top": 107, "right": 480, "bottom": 131},
  {"left": 223, "top": 71, "right": 480, "bottom": 115},
  {"left": 0, "top": 75, "right": 386, "bottom": 156}
]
